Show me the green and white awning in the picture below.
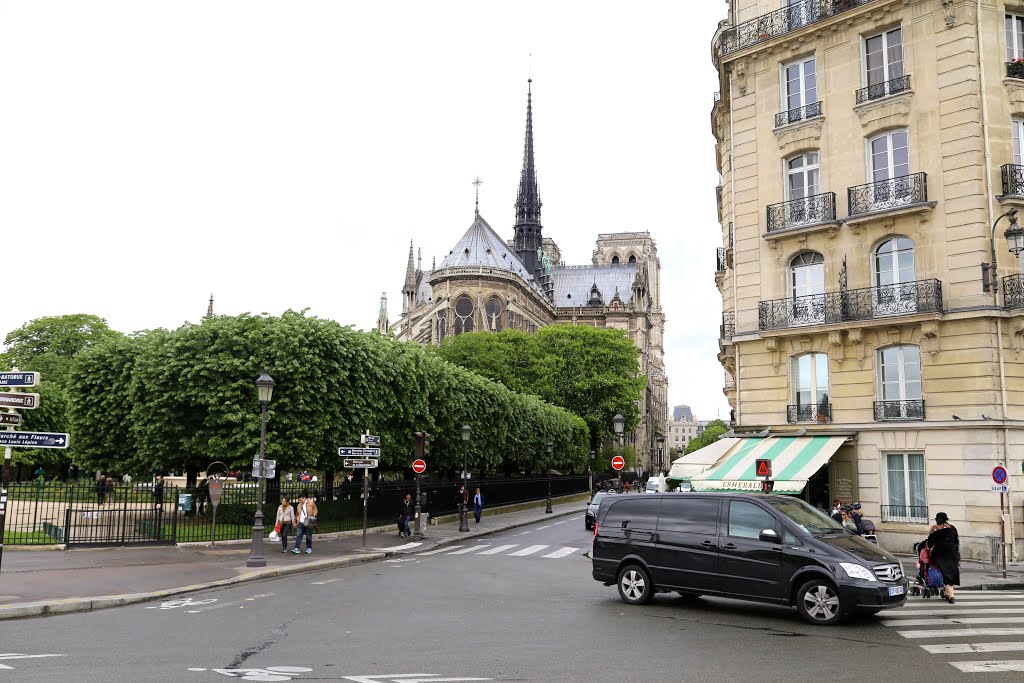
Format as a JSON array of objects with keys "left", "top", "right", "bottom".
[
  {"left": 690, "top": 435, "right": 846, "bottom": 494},
  {"left": 665, "top": 438, "right": 740, "bottom": 484}
]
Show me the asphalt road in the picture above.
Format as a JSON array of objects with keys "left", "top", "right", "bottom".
[{"left": 4, "top": 513, "right": 1024, "bottom": 682}]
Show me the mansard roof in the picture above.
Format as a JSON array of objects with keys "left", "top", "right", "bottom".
[
  {"left": 551, "top": 264, "right": 637, "bottom": 308},
  {"left": 438, "top": 211, "right": 532, "bottom": 279}
]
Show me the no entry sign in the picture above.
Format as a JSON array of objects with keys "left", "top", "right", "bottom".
[
  {"left": 611, "top": 455, "right": 625, "bottom": 471},
  {"left": 412, "top": 459, "right": 426, "bottom": 474},
  {"left": 993, "top": 466, "right": 1008, "bottom": 485}
]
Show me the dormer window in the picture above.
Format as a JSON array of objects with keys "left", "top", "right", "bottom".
[{"left": 611, "top": 256, "right": 620, "bottom": 264}]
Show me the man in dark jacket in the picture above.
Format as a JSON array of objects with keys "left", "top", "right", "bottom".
[
  {"left": 399, "top": 493, "right": 414, "bottom": 538},
  {"left": 850, "top": 502, "right": 865, "bottom": 535}
]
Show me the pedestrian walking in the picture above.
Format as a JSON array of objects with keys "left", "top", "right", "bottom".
[
  {"left": 456, "top": 483, "right": 468, "bottom": 514},
  {"left": 195, "top": 478, "right": 209, "bottom": 515},
  {"left": 840, "top": 509, "right": 858, "bottom": 533},
  {"left": 275, "top": 496, "right": 296, "bottom": 553},
  {"left": 399, "top": 493, "right": 414, "bottom": 537},
  {"left": 829, "top": 499, "right": 844, "bottom": 524},
  {"left": 152, "top": 476, "right": 165, "bottom": 509},
  {"left": 291, "top": 492, "right": 318, "bottom": 555},
  {"left": 927, "top": 512, "right": 961, "bottom": 604},
  {"left": 95, "top": 475, "right": 107, "bottom": 506},
  {"left": 472, "top": 487, "right": 484, "bottom": 524},
  {"left": 850, "top": 502, "right": 865, "bottom": 535}
]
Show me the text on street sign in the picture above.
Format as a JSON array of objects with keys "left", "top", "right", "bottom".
[
  {"left": 362, "top": 434, "right": 381, "bottom": 447},
  {"left": 338, "top": 447, "right": 380, "bottom": 457},
  {"left": 0, "top": 392, "right": 40, "bottom": 409},
  {"left": 0, "top": 431, "right": 70, "bottom": 449},
  {"left": 343, "top": 458, "right": 378, "bottom": 469},
  {"left": 993, "top": 484, "right": 1009, "bottom": 493},
  {"left": 0, "top": 371, "right": 40, "bottom": 387},
  {"left": 755, "top": 459, "right": 772, "bottom": 478},
  {"left": 0, "top": 413, "right": 23, "bottom": 426}
]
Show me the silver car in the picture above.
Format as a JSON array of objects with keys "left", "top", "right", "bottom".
[{"left": 585, "top": 491, "right": 615, "bottom": 529}]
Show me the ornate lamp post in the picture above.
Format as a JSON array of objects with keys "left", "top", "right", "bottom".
[
  {"left": 655, "top": 435, "right": 665, "bottom": 475},
  {"left": 545, "top": 441, "right": 554, "bottom": 513},
  {"left": 984, "top": 207, "right": 1024, "bottom": 293},
  {"left": 459, "top": 424, "right": 470, "bottom": 532},
  {"left": 612, "top": 413, "right": 625, "bottom": 488},
  {"left": 246, "top": 373, "right": 275, "bottom": 568},
  {"left": 589, "top": 449, "right": 596, "bottom": 493}
]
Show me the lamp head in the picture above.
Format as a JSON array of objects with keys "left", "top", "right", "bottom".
[
  {"left": 612, "top": 413, "right": 625, "bottom": 435},
  {"left": 255, "top": 373, "right": 275, "bottom": 404},
  {"left": 461, "top": 424, "right": 471, "bottom": 441},
  {"left": 546, "top": 441, "right": 553, "bottom": 454},
  {"left": 1005, "top": 213, "right": 1024, "bottom": 257}
]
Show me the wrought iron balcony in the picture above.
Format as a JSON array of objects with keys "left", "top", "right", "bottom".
[
  {"left": 758, "top": 279, "right": 943, "bottom": 331},
  {"left": 873, "top": 399, "right": 925, "bottom": 421},
  {"left": 787, "top": 403, "right": 831, "bottom": 423},
  {"left": 767, "top": 192, "right": 836, "bottom": 232},
  {"left": 848, "top": 172, "right": 928, "bottom": 216},
  {"left": 775, "top": 101, "right": 822, "bottom": 128},
  {"left": 1001, "top": 163, "right": 1024, "bottom": 196},
  {"left": 1007, "top": 61, "right": 1024, "bottom": 79},
  {"left": 720, "top": 0, "right": 876, "bottom": 55},
  {"left": 855, "top": 74, "right": 912, "bottom": 104},
  {"left": 716, "top": 247, "right": 726, "bottom": 273},
  {"left": 720, "top": 311, "right": 735, "bottom": 340},
  {"left": 1004, "top": 274, "right": 1024, "bottom": 310},
  {"left": 880, "top": 504, "right": 929, "bottom": 523}
]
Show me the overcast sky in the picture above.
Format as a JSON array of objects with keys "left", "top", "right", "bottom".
[{"left": 0, "top": 1, "right": 729, "bottom": 421}]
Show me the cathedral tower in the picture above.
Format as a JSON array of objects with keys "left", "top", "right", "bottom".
[{"left": 512, "top": 79, "right": 543, "bottom": 276}]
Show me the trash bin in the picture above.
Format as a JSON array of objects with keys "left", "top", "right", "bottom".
[{"left": 177, "top": 493, "right": 193, "bottom": 512}]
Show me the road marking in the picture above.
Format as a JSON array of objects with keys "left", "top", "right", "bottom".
[
  {"left": 950, "top": 660, "right": 1024, "bottom": 673},
  {"left": 341, "top": 676, "right": 491, "bottom": 683},
  {"left": 446, "top": 545, "right": 490, "bottom": 555},
  {"left": 880, "top": 607, "right": 1024, "bottom": 617},
  {"left": 923, "top": 642, "right": 1024, "bottom": 654},
  {"left": 541, "top": 546, "right": 579, "bottom": 559},
  {"left": 551, "top": 519, "right": 570, "bottom": 525},
  {"left": 312, "top": 578, "right": 343, "bottom": 585},
  {"left": 373, "top": 542, "right": 422, "bottom": 551},
  {"left": 885, "top": 616, "right": 1024, "bottom": 627},
  {"left": 190, "top": 665, "right": 313, "bottom": 680},
  {"left": 477, "top": 544, "right": 517, "bottom": 555},
  {"left": 508, "top": 544, "right": 548, "bottom": 556},
  {"left": 534, "top": 525, "right": 551, "bottom": 530},
  {"left": 898, "top": 627, "right": 1024, "bottom": 639},
  {"left": 417, "top": 546, "right": 463, "bottom": 555},
  {"left": 147, "top": 597, "right": 217, "bottom": 610},
  {"left": 513, "top": 531, "right": 532, "bottom": 536},
  {"left": 0, "top": 654, "right": 66, "bottom": 670}
]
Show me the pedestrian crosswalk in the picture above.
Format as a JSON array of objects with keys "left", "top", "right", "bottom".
[
  {"left": 414, "top": 543, "right": 581, "bottom": 560},
  {"left": 879, "top": 590, "right": 1024, "bottom": 673}
]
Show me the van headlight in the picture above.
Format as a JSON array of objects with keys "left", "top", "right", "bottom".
[{"left": 839, "top": 563, "right": 877, "bottom": 582}]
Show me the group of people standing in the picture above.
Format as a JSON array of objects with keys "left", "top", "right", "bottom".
[
  {"left": 274, "top": 493, "right": 318, "bottom": 554},
  {"left": 397, "top": 484, "right": 485, "bottom": 537}
]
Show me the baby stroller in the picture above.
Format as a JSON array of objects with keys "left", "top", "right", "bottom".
[{"left": 909, "top": 539, "right": 943, "bottom": 598}]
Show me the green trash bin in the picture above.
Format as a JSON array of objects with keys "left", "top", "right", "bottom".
[{"left": 177, "top": 493, "right": 193, "bottom": 512}]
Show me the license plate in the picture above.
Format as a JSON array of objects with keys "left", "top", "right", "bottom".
[{"left": 888, "top": 585, "right": 905, "bottom": 596}]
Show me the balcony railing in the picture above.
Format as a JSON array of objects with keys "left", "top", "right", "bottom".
[
  {"left": 720, "top": 0, "right": 876, "bottom": 55},
  {"left": 775, "top": 101, "right": 823, "bottom": 128},
  {"left": 873, "top": 399, "right": 925, "bottom": 421},
  {"left": 1007, "top": 61, "right": 1024, "bottom": 79},
  {"left": 848, "top": 172, "right": 928, "bottom": 216},
  {"left": 758, "top": 279, "right": 943, "bottom": 331},
  {"left": 767, "top": 192, "right": 836, "bottom": 232},
  {"left": 720, "top": 311, "right": 735, "bottom": 340},
  {"left": 787, "top": 403, "right": 831, "bottom": 423},
  {"left": 1004, "top": 274, "right": 1024, "bottom": 310},
  {"left": 880, "top": 504, "right": 929, "bottom": 523},
  {"left": 1001, "top": 163, "right": 1024, "bottom": 196},
  {"left": 716, "top": 247, "right": 726, "bottom": 273},
  {"left": 855, "top": 74, "right": 912, "bottom": 104}
]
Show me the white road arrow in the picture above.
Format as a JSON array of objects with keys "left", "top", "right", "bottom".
[
  {"left": 0, "top": 653, "right": 66, "bottom": 670},
  {"left": 342, "top": 676, "right": 491, "bottom": 683}
]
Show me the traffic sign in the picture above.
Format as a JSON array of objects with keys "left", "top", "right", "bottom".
[
  {"left": 343, "top": 458, "right": 378, "bottom": 469},
  {"left": 0, "top": 371, "right": 39, "bottom": 387},
  {"left": 611, "top": 455, "right": 625, "bottom": 471},
  {"left": 208, "top": 479, "right": 224, "bottom": 507},
  {"left": 412, "top": 459, "right": 426, "bottom": 474},
  {"left": 0, "top": 392, "right": 39, "bottom": 410},
  {"left": 992, "top": 484, "right": 1009, "bottom": 493},
  {"left": 338, "top": 447, "right": 380, "bottom": 457},
  {"left": 361, "top": 434, "right": 381, "bottom": 447},
  {"left": 993, "top": 466, "right": 1008, "bottom": 485},
  {"left": 755, "top": 459, "right": 772, "bottom": 478},
  {"left": 761, "top": 479, "right": 775, "bottom": 493},
  {"left": 0, "top": 413, "right": 22, "bottom": 426},
  {"left": 0, "top": 431, "right": 70, "bottom": 449}
]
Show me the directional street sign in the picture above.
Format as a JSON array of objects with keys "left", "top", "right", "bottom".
[
  {"left": 610, "top": 455, "right": 625, "bottom": 471},
  {"left": 343, "top": 458, "right": 378, "bottom": 469},
  {"left": 993, "top": 466, "right": 1008, "bottom": 485},
  {"left": 0, "top": 431, "right": 70, "bottom": 449},
  {"left": 339, "top": 447, "right": 381, "bottom": 457},
  {"left": 0, "top": 413, "right": 23, "bottom": 426},
  {"left": 361, "top": 434, "right": 381, "bottom": 447},
  {"left": 0, "top": 372, "right": 39, "bottom": 387},
  {"left": 412, "top": 458, "right": 426, "bottom": 474},
  {"left": 0, "top": 392, "right": 39, "bottom": 410}
]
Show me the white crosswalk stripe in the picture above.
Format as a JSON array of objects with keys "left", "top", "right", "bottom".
[
  {"left": 923, "top": 642, "right": 1024, "bottom": 654},
  {"left": 886, "top": 616, "right": 1024, "bottom": 627},
  {"left": 447, "top": 545, "right": 491, "bottom": 555},
  {"left": 477, "top": 544, "right": 518, "bottom": 555},
  {"left": 508, "top": 544, "right": 549, "bottom": 556},
  {"left": 881, "top": 607, "right": 1024, "bottom": 617},
  {"left": 416, "top": 546, "right": 463, "bottom": 555},
  {"left": 541, "top": 547, "right": 579, "bottom": 559},
  {"left": 950, "top": 660, "right": 1024, "bottom": 673},
  {"left": 414, "top": 543, "right": 580, "bottom": 560},
  {"left": 899, "top": 627, "right": 1024, "bottom": 639}
]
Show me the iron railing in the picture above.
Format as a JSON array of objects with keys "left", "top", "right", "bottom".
[
  {"left": 1004, "top": 274, "right": 1024, "bottom": 309},
  {"left": 880, "top": 504, "right": 929, "bottom": 523},
  {"left": 720, "top": 311, "right": 735, "bottom": 340},
  {"left": 720, "top": 0, "right": 876, "bottom": 55},
  {"left": 767, "top": 192, "right": 836, "bottom": 232},
  {"left": 775, "top": 101, "right": 823, "bottom": 127},
  {"left": 1007, "top": 61, "right": 1024, "bottom": 79},
  {"left": 758, "top": 279, "right": 943, "bottom": 331},
  {"left": 873, "top": 399, "right": 925, "bottom": 421},
  {"left": 1001, "top": 164, "right": 1024, "bottom": 196},
  {"left": 848, "top": 172, "right": 928, "bottom": 216},
  {"left": 716, "top": 247, "right": 726, "bottom": 272},
  {"left": 787, "top": 403, "right": 831, "bottom": 423},
  {"left": 855, "top": 74, "right": 912, "bottom": 104}
]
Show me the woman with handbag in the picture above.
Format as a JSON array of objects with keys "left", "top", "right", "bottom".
[
  {"left": 275, "top": 496, "right": 296, "bottom": 553},
  {"left": 927, "top": 512, "right": 961, "bottom": 604},
  {"left": 291, "top": 492, "right": 318, "bottom": 555}
]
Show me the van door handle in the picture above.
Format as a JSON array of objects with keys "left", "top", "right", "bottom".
[
  {"left": 700, "top": 540, "right": 716, "bottom": 548},
  {"left": 721, "top": 543, "right": 737, "bottom": 550}
]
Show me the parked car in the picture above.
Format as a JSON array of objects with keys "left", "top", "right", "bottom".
[
  {"left": 585, "top": 491, "right": 614, "bottom": 530},
  {"left": 591, "top": 492, "right": 908, "bottom": 625}
]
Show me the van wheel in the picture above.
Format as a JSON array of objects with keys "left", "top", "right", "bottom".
[
  {"left": 617, "top": 564, "right": 653, "bottom": 605},
  {"left": 796, "top": 579, "right": 843, "bottom": 625}
]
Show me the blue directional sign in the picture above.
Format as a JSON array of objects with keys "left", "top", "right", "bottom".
[
  {"left": 0, "top": 431, "right": 70, "bottom": 449},
  {"left": 0, "top": 372, "right": 39, "bottom": 387},
  {"left": 338, "top": 447, "right": 380, "bottom": 457},
  {"left": 0, "top": 392, "right": 39, "bottom": 409}
]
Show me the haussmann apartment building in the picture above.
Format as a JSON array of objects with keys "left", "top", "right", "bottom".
[{"left": 707, "top": 0, "right": 1024, "bottom": 561}]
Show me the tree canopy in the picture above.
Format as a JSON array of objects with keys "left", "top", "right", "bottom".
[{"left": 684, "top": 419, "right": 730, "bottom": 454}]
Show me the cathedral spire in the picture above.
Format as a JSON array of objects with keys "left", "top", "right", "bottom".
[
  {"left": 206, "top": 294, "right": 214, "bottom": 319},
  {"left": 513, "top": 79, "right": 543, "bottom": 277},
  {"left": 402, "top": 240, "right": 417, "bottom": 313},
  {"left": 377, "top": 292, "right": 389, "bottom": 335}
]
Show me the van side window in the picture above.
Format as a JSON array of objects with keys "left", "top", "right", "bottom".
[
  {"left": 782, "top": 528, "right": 799, "bottom": 545},
  {"left": 657, "top": 498, "right": 719, "bottom": 535},
  {"left": 603, "top": 498, "right": 660, "bottom": 529},
  {"left": 727, "top": 501, "right": 777, "bottom": 540}
]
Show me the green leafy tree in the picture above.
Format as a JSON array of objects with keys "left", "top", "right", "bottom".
[{"left": 684, "top": 419, "right": 730, "bottom": 454}]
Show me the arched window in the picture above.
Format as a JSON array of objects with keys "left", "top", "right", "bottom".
[
  {"left": 790, "top": 353, "right": 830, "bottom": 422},
  {"left": 484, "top": 298, "right": 503, "bottom": 332},
  {"left": 611, "top": 255, "right": 620, "bottom": 264},
  {"left": 876, "top": 345, "right": 923, "bottom": 420},
  {"left": 788, "top": 252, "right": 825, "bottom": 324},
  {"left": 436, "top": 310, "right": 447, "bottom": 342},
  {"left": 628, "top": 254, "right": 637, "bottom": 264},
  {"left": 454, "top": 296, "right": 474, "bottom": 334},
  {"left": 873, "top": 237, "right": 917, "bottom": 314}
]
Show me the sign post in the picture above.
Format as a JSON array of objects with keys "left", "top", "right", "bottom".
[
  {"left": 340, "top": 437, "right": 381, "bottom": 548},
  {"left": 209, "top": 478, "right": 223, "bottom": 545},
  {"left": 756, "top": 459, "right": 774, "bottom": 494},
  {"left": 994, "top": 465, "right": 1010, "bottom": 579},
  {"left": 412, "top": 457, "right": 427, "bottom": 541}
]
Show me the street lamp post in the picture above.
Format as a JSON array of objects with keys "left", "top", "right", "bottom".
[
  {"left": 459, "top": 424, "right": 470, "bottom": 532},
  {"left": 655, "top": 435, "right": 665, "bottom": 476},
  {"left": 589, "top": 449, "right": 596, "bottom": 493},
  {"left": 545, "top": 441, "right": 554, "bottom": 513},
  {"left": 612, "top": 413, "right": 625, "bottom": 489},
  {"left": 246, "top": 373, "right": 275, "bottom": 568},
  {"left": 983, "top": 207, "right": 1024, "bottom": 294}
]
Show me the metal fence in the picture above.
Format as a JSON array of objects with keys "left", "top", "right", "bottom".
[{"left": 3, "top": 476, "right": 589, "bottom": 546}]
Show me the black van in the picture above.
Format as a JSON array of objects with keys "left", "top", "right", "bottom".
[{"left": 591, "top": 492, "right": 908, "bottom": 625}]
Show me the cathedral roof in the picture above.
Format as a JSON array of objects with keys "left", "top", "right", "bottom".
[
  {"left": 438, "top": 211, "right": 533, "bottom": 279},
  {"left": 551, "top": 264, "right": 637, "bottom": 308}
]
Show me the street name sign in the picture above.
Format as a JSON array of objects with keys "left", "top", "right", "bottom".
[
  {"left": 610, "top": 455, "right": 625, "bottom": 471},
  {"left": 412, "top": 459, "right": 426, "bottom": 474},
  {"left": 361, "top": 434, "right": 381, "bottom": 447},
  {"left": 343, "top": 458, "right": 378, "bottom": 469},
  {"left": 0, "top": 372, "right": 39, "bottom": 387},
  {"left": 0, "top": 392, "right": 39, "bottom": 409},
  {"left": 338, "top": 447, "right": 380, "bottom": 457},
  {"left": 755, "top": 459, "right": 772, "bottom": 478},
  {"left": 0, "top": 431, "right": 70, "bottom": 449},
  {"left": 0, "top": 413, "right": 23, "bottom": 426},
  {"left": 993, "top": 466, "right": 1008, "bottom": 485}
]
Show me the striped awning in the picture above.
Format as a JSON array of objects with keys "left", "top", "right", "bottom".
[
  {"left": 665, "top": 438, "right": 740, "bottom": 483},
  {"left": 690, "top": 435, "right": 846, "bottom": 494}
]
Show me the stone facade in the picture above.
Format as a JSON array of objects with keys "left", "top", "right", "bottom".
[{"left": 712, "top": 0, "right": 1024, "bottom": 560}]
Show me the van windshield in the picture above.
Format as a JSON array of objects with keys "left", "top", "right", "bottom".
[{"left": 761, "top": 497, "right": 844, "bottom": 535}]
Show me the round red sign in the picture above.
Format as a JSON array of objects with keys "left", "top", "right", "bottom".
[
  {"left": 412, "top": 459, "right": 427, "bottom": 474},
  {"left": 611, "top": 455, "right": 625, "bottom": 471}
]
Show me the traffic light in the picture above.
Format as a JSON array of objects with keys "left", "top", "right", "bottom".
[
  {"left": 422, "top": 432, "right": 431, "bottom": 459},
  {"left": 760, "top": 479, "right": 775, "bottom": 493},
  {"left": 414, "top": 432, "right": 431, "bottom": 459}
]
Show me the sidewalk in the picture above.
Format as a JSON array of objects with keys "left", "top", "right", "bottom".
[
  {"left": 0, "top": 496, "right": 588, "bottom": 619},
  {"left": 897, "top": 555, "right": 1024, "bottom": 591}
]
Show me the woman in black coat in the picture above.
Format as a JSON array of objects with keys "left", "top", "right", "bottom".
[{"left": 927, "top": 512, "right": 960, "bottom": 604}]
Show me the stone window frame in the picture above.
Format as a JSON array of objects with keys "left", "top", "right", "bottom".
[{"left": 881, "top": 451, "right": 928, "bottom": 523}]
